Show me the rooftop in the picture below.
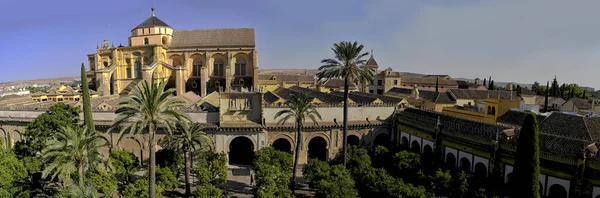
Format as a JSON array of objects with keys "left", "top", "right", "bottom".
[{"left": 170, "top": 28, "right": 255, "bottom": 48}]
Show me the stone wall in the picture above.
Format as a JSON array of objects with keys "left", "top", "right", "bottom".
[{"left": 263, "top": 106, "right": 395, "bottom": 125}]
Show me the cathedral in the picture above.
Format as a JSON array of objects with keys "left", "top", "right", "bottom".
[{"left": 86, "top": 8, "right": 258, "bottom": 97}]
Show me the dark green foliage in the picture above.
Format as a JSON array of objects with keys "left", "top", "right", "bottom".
[
  {"left": 426, "top": 169, "right": 453, "bottom": 196},
  {"left": 191, "top": 184, "right": 223, "bottom": 198},
  {"left": 122, "top": 178, "right": 165, "bottom": 198},
  {"left": 81, "top": 63, "right": 95, "bottom": 134},
  {"left": 86, "top": 170, "right": 118, "bottom": 196},
  {"left": 435, "top": 77, "right": 439, "bottom": 92},
  {"left": 15, "top": 103, "right": 80, "bottom": 158},
  {"left": 0, "top": 149, "right": 29, "bottom": 197},
  {"left": 109, "top": 150, "right": 140, "bottom": 183},
  {"left": 483, "top": 78, "right": 487, "bottom": 87},
  {"left": 253, "top": 147, "right": 294, "bottom": 198},
  {"left": 510, "top": 112, "right": 541, "bottom": 198},
  {"left": 155, "top": 149, "right": 184, "bottom": 177},
  {"left": 372, "top": 145, "right": 391, "bottom": 169},
  {"left": 195, "top": 151, "right": 228, "bottom": 187},
  {"left": 544, "top": 81, "right": 549, "bottom": 112},
  {"left": 304, "top": 159, "right": 358, "bottom": 198},
  {"left": 391, "top": 151, "right": 421, "bottom": 180},
  {"left": 154, "top": 166, "right": 179, "bottom": 190}
]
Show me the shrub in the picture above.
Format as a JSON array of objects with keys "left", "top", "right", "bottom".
[{"left": 191, "top": 184, "right": 223, "bottom": 198}]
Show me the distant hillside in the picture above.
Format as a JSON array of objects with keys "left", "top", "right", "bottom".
[
  {"left": 259, "top": 69, "right": 319, "bottom": 75},
  {"left": 0, "top": 76, "right": 79, "bottom": 86}
]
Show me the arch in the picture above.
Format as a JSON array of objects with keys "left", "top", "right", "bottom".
[
  {"left": 422, "top": 145, "right": 434, "bottom": 166},
  {"left": 373, "top": 133, "right": 390, "bottom": 148},
  {"left": 272, "top": 138, "right": 292, "bottom": 154},
  {"left": 445, "top": 152, "right": 456, "bottom": 168},
  {"left": 492, "top": 106, "right": 496, "bottom": 115},
  {"left": 144, "top": 37, "right": 149, "bottom": 45},
  {"left": 213, "top": 59, "right": 224, "bottom": 76},
  {"left": 548, "top": 184, "right": 567, "bottom": 198},
  {"left": 169, "top": 55, "right": 184, "bottom": 67},
  {"left": 308, "top": 136, "right": 327, "bottom": 161},
  {"left": 0, "top": 128, "right": 8, "bottom": 148},
  {"left": 161, "top": 36, "right": 169, "bottom": 45},
  {"left": 348, "top": 135, "right": 360, "bottom": 146},
  {"left": 234, "top": 55, "right": 247, "bottom": 76},
  {"left": 228, "top": 136, "right": 255, "bottom": 165},
  {"left": 487, "top": 106, "right": 492, "bottom": 114},
  {"left": 473, "top": 162, "right": 487, "bottom": 179},
  {"left": 134, "top": 61, "right": 142, "bottom": 78},
  {"left": 110, "top": 72, "right": 116, "bottom": 95},
  {"left": 401, "top": 137, "right": 409, "bottom": 150},
  {"left": 410, "top": 140, "right": 421, "bottom": 153},
  {"left": 192, "top": 58, "right": 203, "bottom": 77},
  {"left": 459, "top": 157, "right": 471, "bottom": 172}
]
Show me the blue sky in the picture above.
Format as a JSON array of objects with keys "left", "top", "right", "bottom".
[{"left": 1, "top": 0, "right": 600, "bottom": 89}]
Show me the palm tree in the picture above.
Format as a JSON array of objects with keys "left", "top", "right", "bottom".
[
  {"left": 112, "top": 81, "right": 190, "bottom": 198},
  {"left": 274, "top": 93, "right": 322, "bottom": 193},
  {"left": 42, "top": 125, "right": 107, "bottom": 186},
  {"left": 160, "top": 121, "right": 211, "bottom": 197},
  {"left": 316, "top": 41, "right": 374, "bottom": 167}
]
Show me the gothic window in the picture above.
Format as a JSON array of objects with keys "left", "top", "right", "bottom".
[
  {"left": 193, "top": 60, "right": 202, "bottom": 76},
  {"left": 144, "top": 38, "right": 149, "bottom": 45},
  {"left": 235, "top": 59, "right": 246, "bottom": 76},
  {"left": 134, "top": 61, "right": 142, "bottom": 78},
  {"left": 213, "top": 60, "right": 224, "bottom": 76}
]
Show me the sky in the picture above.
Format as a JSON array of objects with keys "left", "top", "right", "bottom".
[{"left": 1, "top": 0, "right": 600, "bottom": 88}]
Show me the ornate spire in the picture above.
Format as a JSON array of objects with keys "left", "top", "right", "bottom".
[{"left": 151, "top": 7, "right": 155, "bottom": 16}]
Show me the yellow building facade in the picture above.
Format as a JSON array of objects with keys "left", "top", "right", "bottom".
[{"left": 86, "top": 8, "right": 259, "bottom": 97}]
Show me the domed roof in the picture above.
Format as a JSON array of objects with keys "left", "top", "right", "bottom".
[{"left": 133, "top": 8, "right": 171, "bottom": 30}]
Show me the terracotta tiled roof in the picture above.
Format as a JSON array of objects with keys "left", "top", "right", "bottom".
[
  {"left": 319, "top": 78, "right": 357, "bottom": 88},
  {"left": 497, "top": 110, "right": 547, "bottom": 126},
  {"left": 170, "top": 28, "right": 255, "bottom": 48},
  {"left": 264, "top": 91, "right": 283, "bottom": 104},
  {"left": 569, "top": 98, "right": 595, "bottom": 109},
  {"left": 134, "top": 15, "right": 170, "bottom": 29},
  {"left": 386, "top": 87, "right": 454, "bottom": 104},
  {"left": 516, "top": 86, "right": 536, "bottom": 96},
  {"left": 448, "top": 89, "right": 518, "bottom": 100},
  {"left": 386, "top": 87, "right": 413, "bottom": 98},
  {"left": 287, "top": 86, "right": 346, "bottom": 103},
  {"left": 330, "top": 91, "right": 377, "bottom": 104},
  {"left": 402, "top": 77, "right": 457, "bottom": 86},
  {"left": 348, "top": 91, "right": 403, "bottom": 104},
  {"left": 366, "top": 56, "right": 379, "bottom": 68},
  {"left": 535, "top": 96, "right": 565, "bottom": 106},
  {"left": 271, "top": 87, "right": 310, "bottom": 101},
  {"left": 539, "top": 112, "right": 600, "bottom": 141}
]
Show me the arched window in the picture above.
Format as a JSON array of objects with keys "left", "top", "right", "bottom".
[
  {"left": 192, "top": 59, "right": 202, "bottom": 76},
  {"left": 213, "top": 59, "right": 224, "bottom": 76},
  {"left": 235, "top": 58, "right": 246, "bottom": 76},
  {"left": 492, "top": 107, "right": 496, "bottom": 115},
  {"left": 134, "top": 61, "right": 142, "bottom": 78},
  {"left": 144, "top": 37, "right": 149, "bottom": 45},
  {"left": 487, "top": 106, "right": 492, "bottom": 115},
  {"left": 126, "top": 65, "right": 132, "bottom": 78}
]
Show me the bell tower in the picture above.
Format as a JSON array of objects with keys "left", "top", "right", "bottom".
[{"left": 129, "top": 7, "right": 174, "bottom": 47}]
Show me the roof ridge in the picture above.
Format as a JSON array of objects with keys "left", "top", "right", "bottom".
[{"left": 175, "top": 28, "right": 255, "bottom": 32}]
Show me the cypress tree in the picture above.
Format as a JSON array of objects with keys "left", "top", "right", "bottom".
[
  {"left": 543, "top": 81, "right": 549, "bottom": 113},
  {"left": 583, "top": 90, "right": 587, "bottom": 99},
  {"left": 483, "top": 78, "right": 487, "bottom": 87},
  {"left": 81, "top": 63, "right": 95, "bottom": 133},
  {"left": 490, "top": 80, "right": 495, "bottom": 90},
  {"left": 510, "top": 112, "right": 541, "bottom": 198},
  {"left": 435, "top": 77, "right": 439, "bottom": 93},
  {"left": 570, "top": 87, "right": 575, "bottom": 99}
]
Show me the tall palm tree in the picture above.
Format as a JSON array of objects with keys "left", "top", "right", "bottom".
[
  {"left": 316, "top": 41, "right": 374, "bottom": 167},
  {"left": 112, "top": 81, "right": 190, "bottom": 198},
  {"left": 42, "top": 125, "right": 107, "bottom": 186},
  {"left": 160, "top": 121, "right": 210, "bottom": 197},
  {"left": 274, "top": 93, "right": 322, "bottom": 193}
]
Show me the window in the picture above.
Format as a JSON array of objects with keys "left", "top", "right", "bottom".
[
  {"left": 142, "top": 29, "right": 144, "bottom": 34},
  {"left": 377, "top": 89, "right": 383, "bottom": 94},
  {"left": 192, "top": 60, "right": 202, "bottom": 76},
  {"left": 213, "top": 60, "right": 224, "bottom": 76},
  {"left": 378, "top": 80, "right": 382, "bottom": 86},
  {"left": 369, "top": 90, "right": 374, "bottom": 93},
  {"left": 394, "top": 80, "right": 398, "bottom": 85},
  {"left": 134, "top": 61, "right": 142, "bottom": 78},
  {"left": 127, "top": 66, "right": 132, "bottom": 78},
  {"left": 144, "top": 38, "right": 149, "bottom": 45},
  {"left": 235, "top": 59, "right": 246, "bottom": 75}
]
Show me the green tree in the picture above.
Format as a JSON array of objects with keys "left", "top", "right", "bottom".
[
  {"left": 303, "top": 160, "right": 358, "bottom": 198},
  {"left": 274, "top": 93, "right": 322, "bottom": 192},
  {"left": 435, "top": 77, "right": 439, "bottom": 92},
  {"left": 191, "top": 184, "right": 223, "bottom": 198},
  {"left": 112, "top": 81, "right": 190, "bottom": 198},
  {"left": 510, "top": 112, "right": 541, "bottom": 198},
  {"left": 453, "top": 171, "right": 470, "bottom": 198},
  {"left": 317, "top": 41, "right": 375, "bottom": 167},
  {"left": 42, "top": 126, "right": 107, "bottom": 186},
  {"left": 372, "top": 145, "right": 391, "bottom": 169},
  {"left": 15, "top": 103, "right": 80, "bottom": 158},
  {"left": 427, "top": 169, "right": 453, "bottom": 196},
  {"left": 80, "top": 63, "right": 95, "bottom": 134},
  {"left": 195, "top": 151, "right": 228, "bottom": 187},
  {"left": 86, "top": 170, "right": 118, "bottom": 196},
  {"left": 155, "top": 149, "right": 184, "bottom": 177},
  {"left": 253, "top": 148, "right": 294, "bottom": 198},
  {"left": 302, "top": 159, "right": 331, "bottom": 187},
  {"left": 109, "top": 150, "right": 140, "bottom": 183},
  {"left": 122, "top": 178, "right": 165, "bottom": 198},
  {"left": 153, "top": 166, "right": 179, "bottom": 190},
  {"left": 550, "top": 76, "right": 560, "bottom": 97},
  {"left": 544, "top": 81, "right": 549, "bottom": 112},
  {"left": 391, "top": 151, "right": 421, "bottom": 180},
  {"left": 160, "top": 121, "right": 210, "bottom": 197},
  {"left": 0, "top": 149, "right": 29, "bottom": 197},
  {"left": 56, "top": 183, "right": 97, "bottom": 198}
]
